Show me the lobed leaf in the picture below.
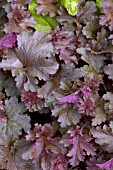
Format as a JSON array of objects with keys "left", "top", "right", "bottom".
[
  {"left": 91, "top": 125, "right": 113, "bottom": 153},
  {"left": 28, "top": 0, "right": 58, "bottom": 32},
  {"left": 0, "top": 97, "right": 31, "bottom": 140}
]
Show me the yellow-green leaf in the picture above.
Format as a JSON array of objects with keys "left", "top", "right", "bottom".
[
  {"left": 96, "top": 0, "right": 102, "bottom": 12},
  {"left": 60, "top": 0, "right": 78, "bottom": 16}
]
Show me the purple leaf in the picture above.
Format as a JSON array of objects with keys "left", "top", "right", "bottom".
[
  {"left": 22, "top": 123, "right": 66, "bottom": 169},
  {"left": 56, "top": 90, "right": 80, "bottom": 103},
  {"left": 0, "top": 33, "right": 17, "bottom": 50},
  {"left": 82, "top": 87, "right": 90, "bottom": 95},
  {"left": 96, "top": 158, "right": 113, "bottom": 170},
  {"left": 62, "top": 128, "right": 96, "bottom": 166}
]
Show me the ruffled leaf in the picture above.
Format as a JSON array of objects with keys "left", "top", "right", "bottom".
[
  {"left": 91, "top": 125, "right": 113, "bottom": 153},
  {"left": 103, "top": 92, "right": 113, "bottom": 113},
  {"left": 100, "top": 0, "right": 113, "bottom": 31},
  {"left": 63, "top": 128, "right": 96, "bottom": 166},
  {"left": 3, "top": 1, "right": 31, "bottom": 33},
  {"left": 77, "top": 47, "right": 104, "bottom": 74},
  {"left": 36, "top": 0, "right": 59, "bottom": 17},
  {"left": 52, "top": 27, "right": 77, "bottom": 64},
  {"left": 28, "top": 0, "right": 58, "bottom": 32},
  {"left": 77, "top": 1, "right": 97, "bottom": 23},
  {"left": 0, "top": 136, "right": 34, "bottom": 170},
  {"left": 22, "top": 123, "right": 66, "bottom": 169},
  {"left": 52, "top": 104, "right": 81, "bottom": 127},
  {"left": 104, "top": 64, "right": 113, "bottom": 80},
  {"left": 92, "top": 102, "right": 107, "bottom": 126},
  {"left": 21, "top": 90, "right": 44, "bottom": 112},
  {"left": 96, "top": 158, "right": 113, "bottom": 170},
  {"left": 82, "top": 17, "right": 100, "bottom": 39},
  {"left": 0, "top": 97, "right": 31, "bottom": 140},
  {"left": 0, "top": 32, "right": 17, "bottom": 50},
  {"left": 0, "top": 71, "right": 20, "bottom": 97},
  {"left": 0, "top": 31, "right": 59, "bottom": 91}
]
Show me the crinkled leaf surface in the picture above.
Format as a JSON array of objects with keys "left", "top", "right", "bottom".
[
  {"left": 60, "top": 63, "right": 84, "bottom": 81},
  {"left": 22, "top": 123, "right": 66, "bottom": 169},
  {"left": 28, "top": 0, "right": 58, "bottom": 32},
  {"left": 104, "top": 64, "right": 113, "bottom": 80},
  {"left": 1, "top": 0, "right": 113, "bottom": 169},
  {"left": 0, "top": 136, "right": 34, "bottom": 170},
  {"left": 0, "top": 97, "right": 31, "bottom": 140},
  {"left": 96, "top": 158, "right": 113, "bottom": 170},
  {"left": 0, "top": 31, "right": 59, "bottom": 90},
  {"left": 103, "top": 92, "right": 113, "bottom": 113},
  {"left": 91, "top": 125, "right": 113, "bottom": 153},
  {"left": 100, "top": 0, "right": 113, "bottom": 31},
  {"left": 16, "top": 31, "right": 59, "bottom": 80},
  {"left": 65, "top": 128, "right": 96, "bottom": 166},
  {"left": 0, "top": 71, "right": 20, "bottom": 97},
  {"left": 92, "top": 103, "right": 107, "bottom": 126},
  {"left": 52, "top": 104, "right": 81, "bottom": 127},
  {"left": 77, "top": 1, "right": 97, "bottom": 23},
  {"left": 36, "top": 0, "right": 59, "bottom": 17},
  {"left": 77, "top": 47, "right": 104, "bottom": 74},
  {"left": 82, "top": 17, "right": 100, "bottom": 39},
  {"left": 0, "top": 32, "right": 17, "bottom": 50}
]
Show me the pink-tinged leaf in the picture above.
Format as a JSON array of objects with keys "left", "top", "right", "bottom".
[
  {"left": 78, "top": 96, "right": 95, "bottom": 116},
  {"left": 82, "top": 87, "right": 90, "bottom": 95},
  {"left": 22, "top": 139, "right": 46, "bottom": 168},
  {"left": 100, "top": 0, "right": 113, "bottom": 31},
  {"left": 63, "top": 128, "right": 96, "bottom": 166},
  {"left": 0, "top": 32, "right": 17, "bottom": 50},
  {"left": 21, "top": 90, "right": 44, "bottom": 112},
  {"left": 52, "top": 27, "right": 77, "bottom": 64},
  {"left": 22, "top": 123, "right": 66, "bottom": 169},
  {"left": 50, "top": 154, "right": 68, "bottom": 170},
  {"left": 56, "top": 90, "right": 80, "bottom": 103},
  {"left": 96, "top": 158, "right": 113, "bottom": 170}
]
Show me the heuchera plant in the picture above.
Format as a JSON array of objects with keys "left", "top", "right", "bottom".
[{"left": 1, "top": 0, "right": 113, "bottom": 169}]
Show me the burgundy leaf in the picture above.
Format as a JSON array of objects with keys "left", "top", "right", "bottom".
[{"left": 0, "top": 32, "right": 17, "bottom": 50}]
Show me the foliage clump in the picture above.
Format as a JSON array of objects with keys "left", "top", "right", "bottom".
[{"left": 1, "top": 0, "right": 113, "bottom": 169}]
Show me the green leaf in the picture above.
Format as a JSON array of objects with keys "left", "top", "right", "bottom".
[
  {"left": 28, "top": 0, "right": 38, "bottom": 16},
  {"left": 96, "top": 0, "right": 102, "bottom": 12},
  {"left": 60, "top": 0, "right": 78, "bottom": 16},
  {"left": 28, "top": 0, "right": 58, "bottom": 32}
]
